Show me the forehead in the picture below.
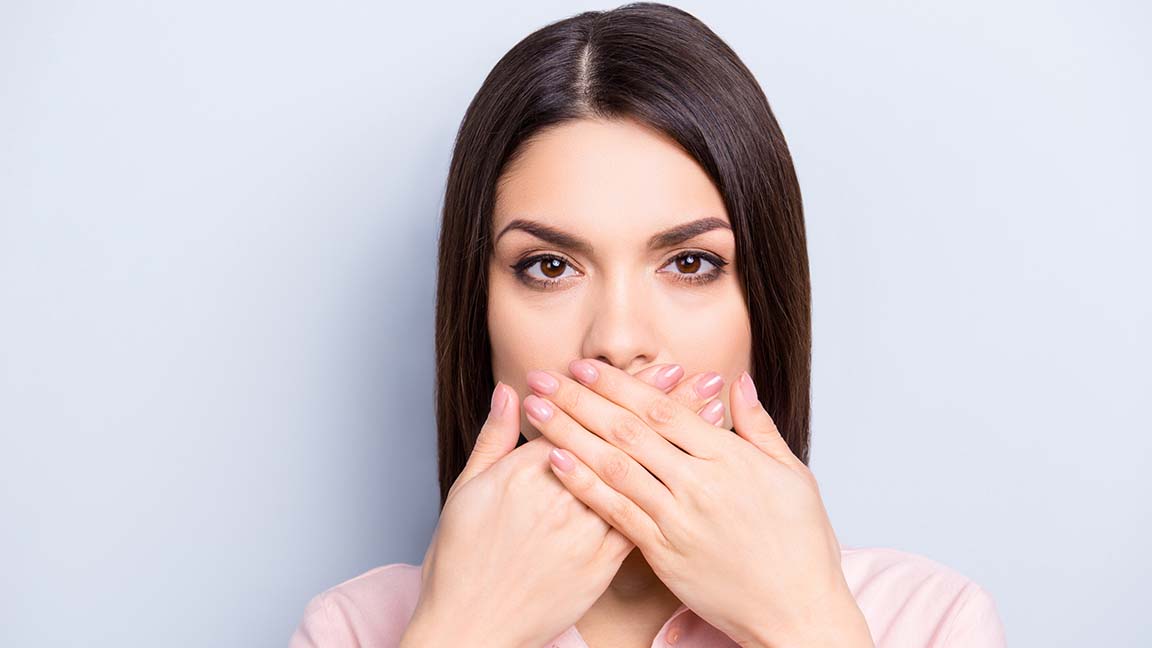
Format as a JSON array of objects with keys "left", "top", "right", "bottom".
[{"left": 493, "top": 117, "right": 729, "bottom": 237}]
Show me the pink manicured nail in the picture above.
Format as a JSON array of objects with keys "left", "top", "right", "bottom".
[
  {"left": 490, "top": 382, "right": 508, "bottom": 418},
  {"left": 526, "top": 370, "right": 559, "bottom": 395},
  {"left": 653, "top": 364, "right": 684, "bottom": 390},
  {"left": 700, "top": 398, "right": 724, "bottom": 425},
  {"left": 738, "top": 371, "right": 758, "bottom": 404},
  {"left": 694, "top": 372, "right": 723, "bottom": 399},
  {"left": 549, "top": 448, "right": 574, "bottom": 472},
  {"left": 569, "top": 359, "right": 598, "bottom": 383},
  {"left": 524, "top": 394, "right": 554, "bottom": 421}
]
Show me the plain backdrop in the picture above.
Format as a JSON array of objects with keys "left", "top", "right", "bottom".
[{"left": 1, "top": 1, "right": 1148, "bottom": 646}]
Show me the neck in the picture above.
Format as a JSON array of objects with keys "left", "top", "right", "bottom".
[
  {"left": 605, "top": 547, "right": 679, "bottom": 605},
  {"left": 575, "top": 547, "right": 683, "bottom": 640}
]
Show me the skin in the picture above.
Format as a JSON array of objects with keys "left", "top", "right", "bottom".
[
  {"left": 487, "top": 117, "right": 753, "bottom": 643},
  {"left": 402, "top": 116, "right": 873, "bottom": 647},
  {"left": 524, "top": 362, "right": 874, "bottom": 647}
]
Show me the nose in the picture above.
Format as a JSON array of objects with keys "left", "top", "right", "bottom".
[{"left": 578, "top": 276, "right": 660, "bottom": 374}]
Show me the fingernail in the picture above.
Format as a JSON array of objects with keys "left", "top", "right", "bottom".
[
  {"left": 524, "top": 394, "right": 554, "bottom": 421},
  {"left": 700, "top": 398, "right": 724, "bottom": 424},
  {"left": 738, "top": 371, "right": 758, "bottom": 405},
  {"left": 569, "top": 359, "right": 598, "bottom": 384},
  {"left": 694, "top": 372, "right": 724, "bottom": 399},
  {"left": 653, "top": 364, "right": 684, "bottom": 390},
  {"left": 526, "top": 370, "right": 559, "bottom": 395},
  {"left": 549, "top": 448, "right": 574, "bottom": 472},
  {"left": 490, "top": 382, "right": 508, "bottom": 418}
]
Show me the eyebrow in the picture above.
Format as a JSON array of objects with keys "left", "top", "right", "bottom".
[{"left": 494, "top": 216, "right": 732, "bottom": 254}]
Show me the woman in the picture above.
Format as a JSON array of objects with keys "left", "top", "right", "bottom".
[{"left": 290, "top": 3, "right": 1007, "bottom": 647}]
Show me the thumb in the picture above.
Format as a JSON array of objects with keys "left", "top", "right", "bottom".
[
  {"left": 729, "top": 371, "right": 798, "bottom": 467},
  {"left": 600, "top": 527, "right": 637, "bottom": 565},
  {"left": 455, "top": 382, "right": 521, "bottom": 488}
]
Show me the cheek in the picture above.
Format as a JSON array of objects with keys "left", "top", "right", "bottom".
[
  {"left": 487, "top": 272, "right": 584, "bottom": 438},
  {"left": 488, "top": 279, "right": 578, "bottom": 373},
  {"left": 661, "top": 286, "right": 752, "bottom": 422},
  {"left": 665, "top": 284, "right": 751, "bottom": 361}
]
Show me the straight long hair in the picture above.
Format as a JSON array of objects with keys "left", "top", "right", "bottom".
[{"left": 434, "top": 2, "right": 811, "bottom": 510}]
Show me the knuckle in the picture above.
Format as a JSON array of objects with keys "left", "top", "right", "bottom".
[
  {"left": 543, "top": 493, "right": 579, "bottom": 526},
  {"left": 669, "top": 382, "right": 700, "bottom": 408},
  {"left": 571, "top": 463, "right": 598, "bottom": 493},
  {"left": 609, "top": 415, "right": 644, "bottom": 448},
  {"left": 610, "top": 498, "right": 633, "bottom": 528},
  {"left": 645, "top": 396, "right": 678, "bottom": 426},
  {"left": 555, "top": 381, "right": 582, "bottom": 413},
  {"left": 503, "top": 465, "right": 535, "bottom": 494},
  {"left": 684, "top": 469, "right": 721, "bottom": 507},
  {"left": 599, "top": 451, "right": 631, "bottom": 488}
]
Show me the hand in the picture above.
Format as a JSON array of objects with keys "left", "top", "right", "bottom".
[
  {"left": 523, "top": 359, "right": 874, "bottom": 648},
  {"left": 403, "top": 364, "right": 727, "bottom": 648},
  {"left": 403, "top": 380, "right": 628, "bottom": 648}
]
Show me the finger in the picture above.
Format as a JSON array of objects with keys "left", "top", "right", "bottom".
[
  {"left": 566, "top": 358, "right": 729, "bottom": 459},
  {"left": 697, "top": 395, "right": 726, "bottom": 427},
  {"left": 546, "top": 445, "right": 667, "bottom": 558},
  {"left": 599, "top": 526, "right": 637, "bottom": 565},
  {"left": 631, "top": 363, "right": 684, "bottom": 393},
  {"left": 523, "top": 393, "right": 677, "bottom": 528},
  {"left": 526, "top": 368, "right": 701, "bottom": 490},
  {"left": 729, "top": 371, "right": 802, "bottom": 467},
  {"left": 627, "top": 366, "right": 724, "bottom": 425},
  {"left": 455, "top": 382, "right": 521, "bottom": 490},
  {"left": 666, "top": 371, "right": 726, "bottom": 425}
]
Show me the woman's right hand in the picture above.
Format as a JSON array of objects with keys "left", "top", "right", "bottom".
[{"left": 400, "top": 365, "right": 726, "bottom": 648}]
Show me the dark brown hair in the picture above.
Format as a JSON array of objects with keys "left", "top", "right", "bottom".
[{"left": 434, "top": 2, "right": 811, "bottom": 510}]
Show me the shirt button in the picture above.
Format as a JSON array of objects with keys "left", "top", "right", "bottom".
[{"left": 665, "top": 626, "right": 681, "bottom": 645}]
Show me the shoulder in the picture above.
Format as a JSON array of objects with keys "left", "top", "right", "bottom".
[
  {"left": 289, "top": 563, "right": 423, "bottom": 648},
  {"left": 839, "top": 546, "right": 1007, "bottom": 648}
]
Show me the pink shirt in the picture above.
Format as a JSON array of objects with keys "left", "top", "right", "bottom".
[{"left": 289, "top": 545, "right": 1007, "bottom": 647}]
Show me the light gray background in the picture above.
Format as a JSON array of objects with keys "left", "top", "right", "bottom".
[{"left": 1, "top": 1, "right": 1148, "bottom": 646}]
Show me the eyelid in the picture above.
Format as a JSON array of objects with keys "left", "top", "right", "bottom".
[
  {"left": 657, "top": 249, "right": 729, "bottom": 272},
  {"left": 510, "top": 248, "right": 729, "bottom": 290},
  {"left": 511, "top": 251, "right": 583, "bottom": 273},
  {"left": 512, "top": 250, "right": 724, "bottom": 273},
  {"left": 510, "top": 252, "right": 583, "bottom": 284}
]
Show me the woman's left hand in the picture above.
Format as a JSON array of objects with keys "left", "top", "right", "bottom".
[{"left": 523, "top": 358, "right": 875, "bottom": 648}]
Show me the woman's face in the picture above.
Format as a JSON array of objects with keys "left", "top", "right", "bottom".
[{"left": 488, "top": 117, "right": 752, "bottom": 438}]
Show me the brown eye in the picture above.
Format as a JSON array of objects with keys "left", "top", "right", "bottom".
[
  {"left": 657, "top": 250, "right": 728, "bottom": 285},
  {"left": 676, "top": 254, "right": 702, "bottom": 273},
  {"left": 511, "top": 254, "right": 579, "bottom": 287},
  {"left": 540, "top": 257, "right": 567, "bottom": 278}
]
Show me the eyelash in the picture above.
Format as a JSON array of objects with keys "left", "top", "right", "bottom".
[{"left": 510, "top": 250, "right": 730, "bottom": 290}]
